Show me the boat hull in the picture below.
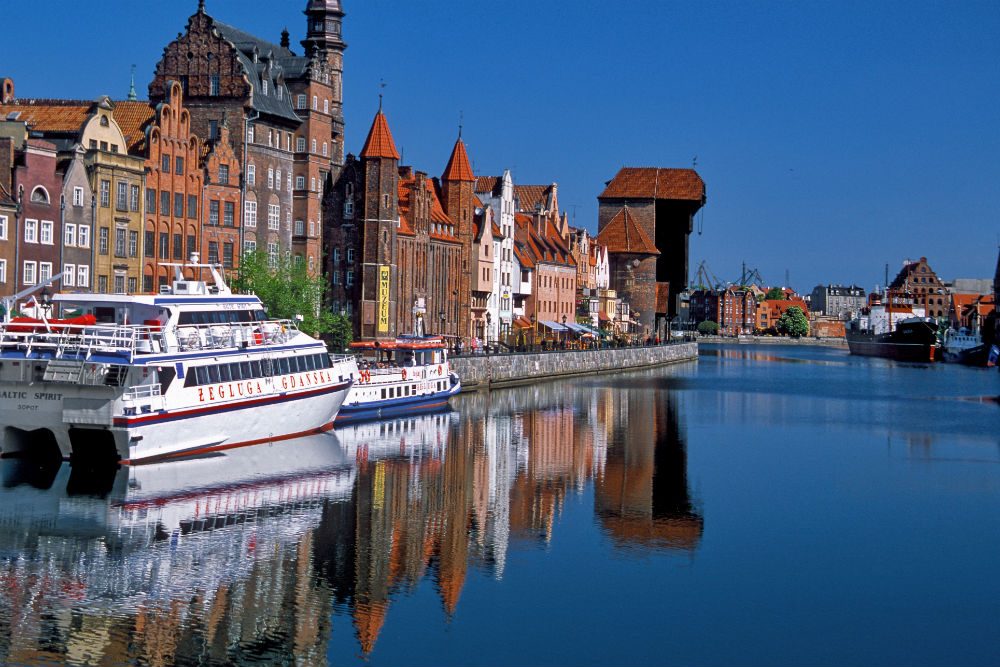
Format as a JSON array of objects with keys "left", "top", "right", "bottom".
[
  {"left": 845, "top": 330, "right": 938, "bottom": 362},
  {"left": 335, "top": 373, "right": 461, "bottom": 424}
]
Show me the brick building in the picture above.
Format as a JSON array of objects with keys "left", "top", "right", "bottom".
[
  {"left": 757, "top": 297, "right": 809, "bottom": 332},
  {"left": 889, "top": 256, "right": 948, "bottom": 319},
  {"left": 201, "top": 117, "right": 242, "bottom": 276},
  {"left": 142, "top": 81, "right": 204, "bottom": 291},
  {"left": 12, "top": 138, "right": 62, "bottom": 297},
  {"left": 595, "top": 205, "right": 659, "bottom": 336},
  {"left": 514, "top": 211, "right": 576, "bottom": 339},
  {"left": 439, "top": 136, "right": 478, "bottom": 340},
  {"left": 690, "top": 286, "right": 757, "bottom": 335},
  {"left": 0, "top": 135, "right": 16, "bottom": 297},
  {"left": 597, "top": 167, "right": 706, "bottom": 336},
  {"left": 150, "top": 0, "right": 345, "bottom": 275}
]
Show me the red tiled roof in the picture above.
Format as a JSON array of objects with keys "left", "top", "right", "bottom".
[
  {"left": 514, "top": 184, "right": 550, "bottom": 212},
  {"left": 595, "top": 207, "right": 659, "bottom": 255},
  {"left": 360, "top": 110, "right": 400, "bottom": 159},
  {"left": 475, "top": 175, "right": 501, "bottom": 195},
  {"left": 598, "top": 167, "right": 705, "bottom": 201},
  {"left": 950, "top": 293, "right": 980, "bottom": 311},
  {"left": 442, "top": 137, "right": 475, "bottom": 182},
  {"left": 0, "top": 99, "right": 155, "bottom": 154},
  {"left": 491, "top": 221, "right": 502, "bottom": 237}
]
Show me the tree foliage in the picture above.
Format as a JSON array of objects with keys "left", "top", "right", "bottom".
[
  {"left": 765, "top": 287, "right": 786, "bottom": 301},
  {"left": 778, "top": 306, "right": 809, "bottom": 337},
  {"left": 231, "top": 251, "right": 338, "bottom": 339},
  {"left": 326, "top": 313, "right": 354, "bottom": 352},
  {"left": 697, "top": 320, "right": 720, "bottom": 336}
]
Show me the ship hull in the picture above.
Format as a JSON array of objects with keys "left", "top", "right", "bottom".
[
  {"left": 335, "top": 373, "right": 461, "bottom": 424},
  {"left": 845, "top": 322, "right": 939, "bottom": 363}
]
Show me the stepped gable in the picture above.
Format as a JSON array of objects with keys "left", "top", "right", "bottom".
[
  {"left": 596, "top": 206, "right": 660, "bottom": 255},
  {"left": 359, "top": 110, "right": 400, "bottom": 159},
  {"left": 598, "top": 167, "right": 705, "bottom": 201},
  {"left": 441, "top": 137, "right": 475, "bottom": 182}
]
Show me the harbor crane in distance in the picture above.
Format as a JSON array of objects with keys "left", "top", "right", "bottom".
[
  {"left": 737, "top": 262, "right": 767, "bottom": 289},
  {"left": 690, "top": 260, "right": 725, "bottom": 291}
]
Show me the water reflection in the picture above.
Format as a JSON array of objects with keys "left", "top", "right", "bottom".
[{"left": 0, "top": 371, "right": 699, "bottom": 663}]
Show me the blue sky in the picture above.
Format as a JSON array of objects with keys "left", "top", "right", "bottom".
[{"left": 5, "top": 1, "right": 999, "bottom": 292}]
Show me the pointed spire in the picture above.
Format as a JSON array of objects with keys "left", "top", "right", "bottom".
[
  {"left": 442, "top": 135, "right": 475, "bottom": 182},
  {"left": 359, "top": 108, "right": 400, "bottom": 160},
  {"left": 197, "top": 0, "right": 205, "bottom": 13},
  {"left": 280, "top": 27, "right": 290, "bottom": 49},
  {"left": 127, "top": 65, "right": 137, "bottom": 101}
]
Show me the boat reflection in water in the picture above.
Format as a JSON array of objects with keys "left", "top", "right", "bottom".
[{"left": 0, "top": 367, "right": 701, "bottom": 664}]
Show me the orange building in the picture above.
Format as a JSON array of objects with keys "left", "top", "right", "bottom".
[
  {"left": 142, "top": 81, "right": 203, "bottom": 290},
  {"left": 757, "top": 297, "right": 810, "bottom": 332},
  {"left": 200, "top": 119, "right": 241, "bottom": 276}
]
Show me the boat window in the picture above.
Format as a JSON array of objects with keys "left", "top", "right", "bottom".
[
  {"left": 319, "top": 354, "right": 331, "bottom": 369},
  {"left": 381, "top": 388, "right": 386, "bottom": 399},
  {"left": 218, "top": 364, "right": 231, "bottom": 382},
  {"left": 278, "top": 358, "right": 290, "bottom": 375},
  {"left": 305, "top": 355, "right": 317, "bottom": 371},
  {"left": 94, "top": 307, "right": 116, "bottom": 324},
  {"left": 158, "top": 366, "right": 176, "bottom": 394},
  {"left": 239, "top": 362, "right": 252, "bottom": 379},
  {"left": 207, "top": 366, "right": 221, "bottom": 384},
  {"left": 228, "top": 363, "right": 242, "bottom": 381},
  {"left": 184, "top": 370, "right": 197, "bottom": 387}
]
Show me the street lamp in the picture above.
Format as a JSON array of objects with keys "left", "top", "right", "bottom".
[
  {"left": 39, "top": 286, "right": 53, "bottom": 318},
  {"left": 529, "top": 313, "right": 536, "bottom": 351},
  {"left": 485, "top": 311, "right": 492, "bottom": 352},
  {"left": 562, "top": 314, "right": 567, "bottom": 348},
  {"left": 439, "top": 309, "right": 446, "bottom": 334}
]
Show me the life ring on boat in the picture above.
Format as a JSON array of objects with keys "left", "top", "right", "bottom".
[
  {"left": 401, "top": 368, "right": 407, "bottom": 380},
  {"left": 360, "top": 369, "right": 370, "bottom": 383}
]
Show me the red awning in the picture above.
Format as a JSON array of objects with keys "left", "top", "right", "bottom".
[
  {"left": 513, "top": 316, "right": 533, "bottom": 329},
  {"left": 597, "top": 312, "right": 611, "bottom": 322}
]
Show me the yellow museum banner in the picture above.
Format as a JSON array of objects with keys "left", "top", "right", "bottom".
[{"left": 377, "top": 265, "right": 390, "bottom": 333}]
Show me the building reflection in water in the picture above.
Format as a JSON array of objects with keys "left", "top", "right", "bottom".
[{"left": 0, "top": 369, "right": 701, "bottom": 663}]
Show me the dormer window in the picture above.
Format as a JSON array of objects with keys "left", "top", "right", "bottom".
[
  {"left": 276, "top": 86, "right": 283, "bottom": 100},
  {"left": 261, "top": 79, "right": 268, "bottom": 95}
]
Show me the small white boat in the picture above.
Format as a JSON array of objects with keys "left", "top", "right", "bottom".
[
  {"left": 337, "top": 335, "right": 460, "bottom": 424},
  {"left": 942, "top": 327, "right": 984, "bottom": 363},
  {"left": 0, "top": 259, "right": 357, "bottom": 464}
]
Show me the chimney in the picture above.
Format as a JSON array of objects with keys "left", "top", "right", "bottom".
[
  {"left": 1, "top": 77, "right": 13, "bottom": 104},
  {"left": 0, "top": 137, "right": 13, "bottom": 194}
]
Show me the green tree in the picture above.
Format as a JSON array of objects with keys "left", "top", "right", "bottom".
[
  {"left": 232, "top": 251, "right": 337, "bottom": 338},
  {"left": 697, "top": 320, "right": 720, "bottom": 336},
  {"left": 765, "top": 287, "right": 786, "bottom": 300},
  {"left": 777, "top": 306, "right": 809, "bottom": 337},
  {"left": 327, "top": 313, "right": 354, "bottom": 352}
]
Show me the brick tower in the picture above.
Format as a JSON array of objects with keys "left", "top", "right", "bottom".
[{"left": 439, "top": 135, "right": 476, "bottom": 340}]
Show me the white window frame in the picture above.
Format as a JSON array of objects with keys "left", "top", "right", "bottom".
[
  {"left": 268, "top": 204, "right": 280, "bottom": 230},
  {"left": 63, "top": 264, "right": 76, "bottom": 287},
  {"left": 23, "top": 261, "right": 36, "bottom": 285},
  {"left": 77, "top": 265, "right": 89, "bottom": 288},
  {"left": 64, "top": 223, "right": 76, "bottom": 247},
  {"left": 0, "top": 215, "right": 7, "bottom": 240},
  {"left": 296, "top": 175, "right": 305, "bottom": 190},
  {"left": 24, "top": 218, "right": 38, "bottom": 244},
  {"left": 267, "top": 168, "right": 274, "bottom": 189},
  {"left": 0, "top": 259, "right": 6, "bottom": 284},
  {"left": 39, "top": 262, "right": 52, "bottom": 283},
  {"left": 275, "top": 169, "right": 281, "bottom": 192},
  {"left": 40, "top": 220, "right": 53, "bottom": 245},
  {"left": 72, "top": 186, "right": 84, "bottom": 207},
  {"left": 78, "top": 225, "right": 91, "bottom": 249},
  {"left": 245, "top": 200, "right": 257, "bottom": 227},
  {"left": 247, "top": 164, "right": 255, "bottom": 186}
]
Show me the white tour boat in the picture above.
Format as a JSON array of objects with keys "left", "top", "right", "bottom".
[
  {"left": 338, "top": 334, "right": 460, "bottom": 424},
  {"left": 0, "top": 259, "right": 357, "bottom": 464}
]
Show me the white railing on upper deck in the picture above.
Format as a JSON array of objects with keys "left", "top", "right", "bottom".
[{"left": 0, "top": 318, "right": 302, "bottom": 359}]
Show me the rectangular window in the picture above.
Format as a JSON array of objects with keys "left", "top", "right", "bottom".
[
  {"left": 267, "top": 168, "right": 274, "bottom": 189},
  {"left": 130, "top": 184, "right": 140, "bottom": 212},
  {"left": 161, "top": 191, "right": 170, "bottom": 217},
  {"left": 99, "top": 227, "right": 109, "bottom": 255},
  {"left": 40, "top": 221, "right": 53, "bottom": 245},
  {"left": 296, "top": 137, "right": 306, "bottom": 152},
  {"left": 268, "top": 204, "right": 280, "bottom": 230},
  {"left": 63, "top": 223, "right": 77, "bottom": 247},
  {"left": 187, "top": 234, "right": 196, "bottom": 259},
  {"left": 344, "top": 200, "right": 354, "bottom": 218},
  {"left": 210, "top": 74, "right": 220, "bottom": 96},
  {"left": 98, "top": 275, "right": 108, "bottom": 293},
  {"left": 78, "top": 225, "right": 90, "bottom": 248},
  {"left": 267, "top": 243, "right": 278, "bottom": 268},
  {"left": 0, "top": 259, "right": 6, "bottom": 283},
  {"left": 39, "top": 262, "right": 52, "bottom": 283},
  {"left": 173, "top": 233, "right": 183, "bottom": 260},
  {"left": 322, "top": 142, "right": 328, "bottom": 156},
  {"left": 324, "top": 98, "right": 329, "bottom": 114},
  {"left": 333, "top": 271, "right": 340, "bottom": 285},
  {"left": 161, "top": 155, "right": 170, "bottom": 172},
  {"left": 116, "top": 181, "right": 128, "bottom": 210},
  {"left": 0, "top": 215, "right": 6, "bottom": 240},
  {"left": 224, "top": 201, "right": 234, "bottom": 227},
  {"left": 209, "top": 200, "right": 219, "bottom": 225},
  {"left": 24, "top": 219, "right": 38, "bottom": 243},
  {"left": 174, "top": 193, "right": 183, "bottom": 218},
  {"left": 296, "top": 175, "right": 305, "bottom": 190},
  {"left": 159, "top": 232, "right": 168, "bottom": 258},
  {"left": 275, "top": 170, "right": 281, "bottom": 191},
  {"left": 347, "top": 248, "right": 354, "bottom": 263},
  {"left": 175, "top": 156, "right": 184, "bottom": 175},
  {"left": 223, "top": 242, "right": 234, "bottom": 269},
  {"left": 218, "top": 164, "right": 229, "bottom": 185},
  {"left": 247, "top": 124, "right": 254, "bottom": 144},
  {"left": 287, "top": 172, "right": 291, "bottom": 191},
  {"left": 297, "top": 94, "right": 307, "bottom": 109},
  {"left": 146, "top": 188, "right": 156, "bottom": 215},
  {"left": 143, "top": 275, "right": 153, "bottom": 293},
  {"left": 244, "top": 240, "right": 256, "bottom": 254},
  {"left": 129, "top": 230, "right": 138, "bottom": 257},
  {"left": 114, "top": 275, "right": 125, "bottom": 294},
  {"left": 247, "top": 164, "right": 255, "bottom": 185},
  {"left": 128, "top": 277, "right": 137, "bottom": 294},
  {"left": 333, "top": 247, "right": 340, "bottom": 264},
  {"left": 73, "top": 187, "right": 84, "bottom": 207},
  {"left": 144, "top": 231, "right": 154, "bottom": 257},
  {"left": 208, "top": 241, "right": 219, "bottom": 264},
  {"left": 100, "top": 180, "right": 110, "bottom": 207},
  {"left": 187, "top": 195, "right": 197, "bottom": 218},
  {"left": 23, "top": 261, "right": 36, "bottom": 285},
  {"left": 245, "top": 200, "right": 257, "bottom": 227},
  {"left": 77, "top": 265, "right": 89, "bottom": 288},
  {"left": 294, "top": 219, "right": 305, "bottom": 236},
  {"left": 115, "top": 228, "right": 126, "bottom": 257},
  {"left": 346, "top": 270, "right": 354, "bottom": 287}
]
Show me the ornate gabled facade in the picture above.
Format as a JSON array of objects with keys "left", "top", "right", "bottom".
[
  {"left": 475, "top": 171, "right": 515, "bottom": 343},
  {"left": 598, "top": 166, "right": 706, "bottom": 334},
  {"left": 58, "top": 147, "right": 95, "bottom": 294},
  {"left": 150, "top": 1, "right": 345, "bottom": 276},
  {"left": 12, "top": 138, "right": 62, "bottom": 298},
  {"left": 201, "top": 116, "right": 241, "bottom": 277},
  {"left": 142, "top": 81, "right": 204, "bottom": 290},
  {"left": 889, "top": 256, "right": 947, "bottom": 319}
]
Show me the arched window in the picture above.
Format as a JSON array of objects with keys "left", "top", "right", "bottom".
[{"left": 30, "top": 186, "right": 49, "bottom": 204}]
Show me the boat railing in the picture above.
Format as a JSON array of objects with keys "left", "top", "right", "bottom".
[
  {"left": 0, "top": 318, "right": 302, "bottom": 358},
  {"left": 122, "top": 384, "right": 163, "bottom": 401}
]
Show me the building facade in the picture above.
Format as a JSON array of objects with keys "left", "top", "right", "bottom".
[
  {"left": 201, "top": 118, "right": 242, "bottom": 276},
  {"left": 809, "top": 284, "right": 865, "bottom": 319},
  {"left": 13, "top": 139, "right": 62, "bottom": 298},
  {"left": 889, "top": 256, "right": 947, "bottom": 319}
]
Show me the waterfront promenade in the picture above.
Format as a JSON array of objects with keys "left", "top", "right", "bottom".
[{"left": 449, "top": 340, "right": 698, "bottom": 391}]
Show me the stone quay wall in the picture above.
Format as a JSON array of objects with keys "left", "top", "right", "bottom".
[{"left": 449, "top": 342, "right": 698, "bottom": 392}]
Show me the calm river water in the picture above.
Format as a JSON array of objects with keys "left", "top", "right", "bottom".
[{"left": 1, "top": 343, "right": 998, "bottom": 666}]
